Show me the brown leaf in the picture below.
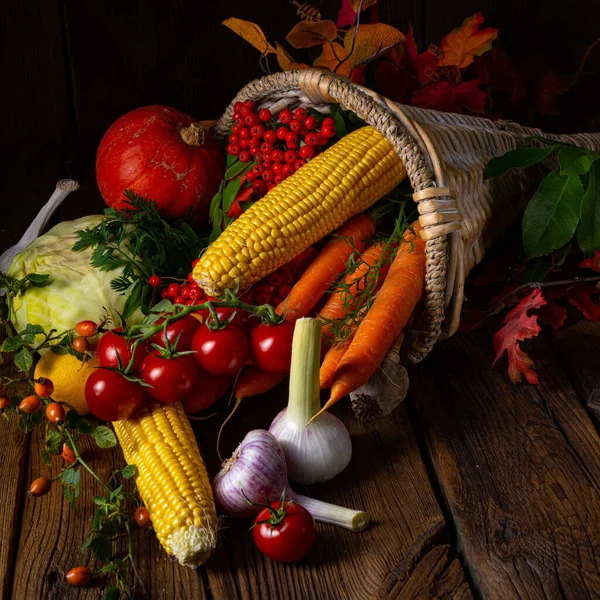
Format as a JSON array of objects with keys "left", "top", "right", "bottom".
[
  {"left": 343, "top": 24, "right": 405, "bottom": 71},
  {"left": 313, "top": 42, "right": 351, "bottom": 76},
  {"left": 286, "top": 20, "right": 338, "bottom": 49},
  {"left": 351, "top": 0, "right": 377, "bottom": 11},
  {"left": 223, "top": 18, "right": 275, "bottom": 55},
  {"left": 276, "top": 43, "right": 310, "bottom": 71}
]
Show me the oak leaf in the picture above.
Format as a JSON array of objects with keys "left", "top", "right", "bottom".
[
  {"left": 539, "top": 299, "right": 567, "bottom": 330},
  {"left": 286, "top": 20, "right": 338, "bottom": 49},
  {"left": 411, "top": 80, "right": 487, "bottom": 114},
  {"left": 493, "top": 288, "right": 546, "bottom": 384},
  {"left": 351, "top": 0, "right": 377, "bottom": 11},
  {"left": 223, "top": 18, "right": 275, "bottom": 55},
  {"left": 405, "top": 27, "right": 437, "bottom": 87},
  {"left": 439, "top": 12, "right": 498, "bottom": 69},
  {"left": 276, "top": 43, "right": 309, "bottom": 71},
  {"left": 580, "top": 251, "right": 600, "bottom": 272},
  {"left": 567, "top": 283, "right": 600, "bottom": 321},
  {"left": 343, "top": 23, "right": 405, "bottom": 71}
]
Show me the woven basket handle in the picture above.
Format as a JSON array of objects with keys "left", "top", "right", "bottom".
[{"left": 213, "top": 69, "right": 459, "bottom": 362}]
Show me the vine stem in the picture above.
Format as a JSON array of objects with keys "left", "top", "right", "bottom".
[{"left": 63, "top": 429, "right": 113, "bottom": 495}]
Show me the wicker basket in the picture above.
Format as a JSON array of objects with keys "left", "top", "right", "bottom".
[{"left": 212, "top": 69, "right": 600, "bottom": 363}]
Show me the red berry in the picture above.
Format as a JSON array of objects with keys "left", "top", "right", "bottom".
[
  {"left": 240, "top": 105, "right": 253, "bottom": 117},
  {"left": 181, "top": 286, "right": 191, "bottom": 298},
  {"left": 272, "top": 162, "right": 284, "bottom": 174},
  {"left": 249, "top": 137, "right": 262, "bottom": 149},
  {"left": 267, "top": 272, "right": 282, "bottom": 287},
  {"left": 187, "top": 272, "right": 195, "bottom": 283},
  {"left": 148, "top": 275, "right": 162, "bottom": 288},
  {"left": 294, "top": 107, "right": 308, "bottom": 120},
  {"left": 294, "top": 159, "right": 306, "bottom": 170},
  {"left": 321, "top": 124, "right": 336, "bottom": 138},
  {"left": 246, "top": 169, "right": 258, "bottom": 181},
  {"left": 279, "top": 109, "right": 293, "bottom": 124},
  {"left": 192, "top": 258, "right": 199, "bottom": 268},
  {"left": 289, "top": 119, "right": 303, "bottom": 133},
  {"left": 226, "top": 144, "right": 240, "bottom": 156},
  {"left": 322, "top": 117, "right": 335, "bottom": 127},
  {"left": 252, "top": 179, "right": 268, "bottom": 195},
  {"left": 185, "top": 300, "right": 195, "bottom": 306},
  {"left": 279, "top": 267, "right": 294, "bottom": 283},
  {"left": 259, "top": 108, "right": 272, "bottom": 122},
  {"left": 232, "top": 124, "right": 241, "bottom": 135},
  {"left": 299, "top": 145, "right": 315, "bottom": 159},
  {"left": 250, "top": 146, "right": 260, "bottom": 156},
  {"left": 260, "top": 141, "right": 274, "bottom": 155},
  {"left": 304, "top": 116, "right": 318, "bottom": 130},
  {"left": 250, "top": 124, "right": 264, "bottom": 138},
  {"left": 277, "top": 126, "right": 290, "bottom": 140},
  {"left": 263, "top": 129, "right": 278, "bottom": 144},
  {"left": 239, "top": 138, "right": 251, "bottom": 149},
  {"left": 317, "top": 133, "right": 329, "bottom": 146},
  {"left": 274, "top": 174, "right": 286, "bottom": 184},
  {"left": 229, "top": 134, "right": 239, "bottom": 145},
  {"left": 234, "top": 101, "right": 244, "bottom": 112},
  {"left": 284, "top": 150, "right": 298, "bottom": 164},
  {"left": 299, "top": 127, "right": 309, "bottom": 136},
  {"left": 277, "top": 283, "right": 293, "bottom": 298},
  {"left": 285, "top": 132, "right": 300, "bottom": 149},
  {"left": 239, "top": 150, "right": 251, "bottom": 162},
  {"left": 245, "top": 113, "right": 258, "bottom": 126},
  {"left": 267, "top": 183, "right": 276, "bottom": 191},
  {"left": 167, "top": 283, "right": 181, "bottom": 298},
  {"left": 271, "top": 149, "right": 285, "bottom": 162},
  {"left": 243, "top": 99, "right": 255, "bottom": 108},
  {"left": 272, "top": 295, "right": 284, "bottom": 306},
  {"left": 239, "top": 127, "right": 250, "bottom": 139},
  {"left": 255, "top": 292, "right": 272, "bottom": 305},
  {"left": 161, "top": 288, "right": 169, "bottom": 299},
  {"left": 234, "top": 117, "right": 244, "bottom": 126},
  {"left": 251, "top": 164, "right": 262, "bottom": 176},
  {"left": 262, "top": 169, "right": 275, "bottom": 182},
  {"left": 282, "top": 163, "right": 295, "bottom": 176},
  {"left": 173, "top": 295, "right": 185, "bottom": 305},
  {"left": 304, "top": 132, "right": 319, "bottom": 146}
]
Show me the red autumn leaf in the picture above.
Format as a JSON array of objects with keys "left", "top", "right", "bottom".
[
  {"left": 539, "top": 299, "right": 567, "bottom": 330},
  {"left": 337, "top": 0, "right": 357, "bottom": 28},
  {"left": 439, "top": 12, "right": 498, "bottom": 69},
  {"left": 493, "top": 288, "right": 546, "bottom": 384},
  {"left": 580, "top": 251, "right": 600, "bottom": 272},
  {"left": 536, "top": 71, "right": 567, "bottom": 116},
  {"left": 411, "top": 80, "right": 487, "bottom": 114},
  {"left": 474, "top": 44, "right": 517, "bottom": 93},
  {"left": 472, "top": 261, "right": 506, "bottom": 287},
  {"left": 405, "top": 26, "right": 437, "bottom": 87},
  {"left": 374, "top": 48, "right": 409, "bottom": 102},
  {"left": 567, "top": 283, "right": 600, "bottom": 321}
]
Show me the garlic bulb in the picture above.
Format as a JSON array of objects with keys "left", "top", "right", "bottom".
[{"left": 269, "top": 318, "right": 352, "bottom": 485}]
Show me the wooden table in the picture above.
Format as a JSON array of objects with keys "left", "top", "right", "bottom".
[{"left": 3, "top": 157, "right": 600, "bottom": 600}]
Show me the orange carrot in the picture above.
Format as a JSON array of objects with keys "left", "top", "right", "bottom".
[
  {"left": 182, "top": 372, "right": 234, "bottom": 414},
  {"left": 319, "top": 339, "right": 352, "bottom": 389},
  {"left": 276, "top": 213, "right": 376, "bottom": 322},
  {"left": 310, "top": 223, "right": 426, "bottom": 422},
  {"left": 318, "top": 241, "right": 395, "bottom": 344},
  {"left": 235, "top": 367, "right": 287, "bottom": 400}
]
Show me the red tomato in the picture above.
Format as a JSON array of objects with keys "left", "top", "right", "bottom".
[
  {"left": 96, "top": 106, "right": 224, "bottom": 224},
  {"left": 151, "top": 315, "right": 200, "bottom": 351},
  {"left": 140, "top": 354, "right": 198, "bottom": 404},
  {"left": 85, "top": 370, "right": 143, "bottom": 421},
  {"left": 252, "top": 501, "right": 316, "bottom": 562},
  {"left": 182, "top": 371, "right": 233, "bottom": 413},
  {"left": 97, "top": 329, "right": 149, "bottom": 372},
  {"left": 191, "top": 325, "right": 249, "bottom": 375},
  {"left": 210, "top": 307, "right": 257, "bottom": 333},
  {"left": 249, "top": 322, "right": 295, "bottom": 374}
]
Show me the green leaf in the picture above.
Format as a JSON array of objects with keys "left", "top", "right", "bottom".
[
  {"left": 64, "top": 409, "right": 93, "bottom": 434},
  {"left": 209, "top": 181, "right": 225, "bottom": 226},
  {"left": 330, "top": 105, "right": 347, "bottom": 139},
  {"left": 522, "top": 171, "right": 584, "bottom": 258},
  {"left": 104, "top": 587, "right": 121, "bottom": 600},
  {"left": 40, "top": 450, "right": 52, "bottom": 466},
  {"left": 520, "top": 256, "right": 552, "bottom": 283},
  {"left": 62, "top": 467, "right": 81, "bottom": 487},
  {"left": 93, "top": 425, "right": 117, "bottom": 449},
  {"left": 222, "top": 178, "right": 242, "bottom": 213},
  {"left": 121, "top": 464, "right": 137, "bottom": 479},
  {"left": 559, "top": 146, "right": 600, "bottom": 176},
  {"left": 45, "top": 430, "right": 64, "bottom": 455},
  {"left": 577, "top": 161, "right": 600, "bottom": 253},
  {"left": 1, "top": 336, "right": 25, "bottom": 353},
  {"left": 14, "top": 347, "right": 33, "bottom": 373},
  {"left": 239, "top": 200, "right": 254, "bottom": 212},
  {"left": 554, "top": 240, "right": 572, "bottom": 267},
  {"left": 209, "top": 208, "right": 223, "bottom": 243},
  {"left": 122, "top": 280, "right": 143, "bottom": 319},
  {"left": 92, "top": 495, "right": 109, "bottom": 506},
  {"left": 150, "top": 299, "right": 173, "bottom": 314},
  {"left": 26, "top": 273, "right": 50, "bottom": 286},
  {"left": 225, "top": 159, "right": 252, "bottom": 181},
  {"left": 485, "top": 145, "right": 559, "bottom": 179},
  {"left": 91, "top": 536, "right": 113, "bottom": 562},
  {"left": 226, "top": 151, "right": 237, "bottom": 168},
  {"left": 18, "top": 415, "right": 35, "bottom": 433},
  {"left": 24, "top": 323, "right": 45, "bottom": 335}
]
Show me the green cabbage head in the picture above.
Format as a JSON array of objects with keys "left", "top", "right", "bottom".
[{"left": 8, "top": 215, "right": 141, "bottom": 340}]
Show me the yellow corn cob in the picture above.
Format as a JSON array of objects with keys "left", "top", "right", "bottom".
[
  {"left": 113, "top": 403, "right": 217, "bottom": 568},
  {"left": 194, "top": 126, "right": 406, "bottom": 296}
]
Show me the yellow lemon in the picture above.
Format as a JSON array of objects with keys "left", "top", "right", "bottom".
[{"left": 34, "top": 352, "right": 97, "bottom": 415}]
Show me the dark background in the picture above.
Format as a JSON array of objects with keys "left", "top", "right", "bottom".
[{"left": 1, "top": 0, "right": 599, "bottom": 255}]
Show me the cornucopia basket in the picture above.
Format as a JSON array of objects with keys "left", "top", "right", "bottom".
[{"left": 211, "top": 68, "right": 600, "bottom": 362}]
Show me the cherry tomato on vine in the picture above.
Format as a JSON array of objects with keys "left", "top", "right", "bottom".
[
  {"left": 191, "top": 324, "right": 249, "bottom": 375},
  {"left": 19, "top": 395, "right": 41, "bottom": 414},
  {"left": 249, "top": 322, "right": 295, "bottom": 374},
  {"left": 252, "top": 500, "right": 316, "bottom": 562},
  {"left": 72, "top": 336, "right": 89, "bottom": 353},
  {"left": 85, "top": 370, "right": 143, "bottom": 421},
  {"left": 45, "top": 402, "right": 65, "bottom": 424},
  {"left": 34, "top": 377, "right": 54, "bottom": 398},
  {"left": 97, "top": 329, "right": 149, "bottom": 372},
  {"left": 140, "top": 353, "right": 198, "bottom": 404},
  {"left": 150, "top": 315, "right": 200, "bottom": 351},
  {"left": 75, "top": 320, "right": 97, "bottom": 338},
  {"left": 210, "top": 307, "right": 257, "bottom": 333}
]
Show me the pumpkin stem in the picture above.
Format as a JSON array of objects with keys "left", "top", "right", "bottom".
[{"left": 180, "top": 122, "right": 206, "bottom": 147}]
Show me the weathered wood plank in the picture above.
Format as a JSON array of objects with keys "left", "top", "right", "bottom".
[
  {"left": 11, "top": 426, "right": 209, "bottom": 599},
  {"left": 194, "top": 386, "right": 472, "bottom": 600},
  {"left": 410, "top": 327, "right": 600, "bottom": 599}
]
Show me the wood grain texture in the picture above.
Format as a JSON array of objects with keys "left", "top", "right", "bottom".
[
  {"left": 410, "top": 326, "right": 600, "bottom": 599},
  {"left": 191, "top": 386, "right": 470, "bottom": 600}
]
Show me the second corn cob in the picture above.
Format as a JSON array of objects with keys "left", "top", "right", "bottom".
[
  {"left": 113, "top": 403, "right": 218, "bottom": 568},
  {"left": 194, "top": 126, "right": 406, "bottom": 296}
]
